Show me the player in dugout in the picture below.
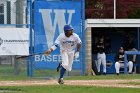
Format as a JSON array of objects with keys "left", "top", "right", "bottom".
[{"left": 115, "top": 47, "right": 133, "bottom": 75}]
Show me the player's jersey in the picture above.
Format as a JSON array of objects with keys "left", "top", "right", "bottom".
[
  {"left": 54, "top": 33, "right": 81, "bottom": 52},
  {"left": 96, "top": 42, "right": 105, "bottom": 54}
]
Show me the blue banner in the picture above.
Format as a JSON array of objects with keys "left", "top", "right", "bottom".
[{"left": 34, "top": 1, "right": 82, "bottom": 69}]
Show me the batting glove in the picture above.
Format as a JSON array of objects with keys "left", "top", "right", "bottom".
[{"left": 75, "top": 52, "right": 79, "bottom": 59}]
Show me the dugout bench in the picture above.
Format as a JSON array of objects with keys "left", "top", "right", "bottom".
[{"left": 93, "top": 52, "right": 140, "bottom": 74}]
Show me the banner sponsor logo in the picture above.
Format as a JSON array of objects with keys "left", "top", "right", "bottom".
[
  {"left": 0, "top": 38, "right": 29, "bottom": 45},
  {"left": 0, "top": 28, "right": 29, "bottom": 55}
]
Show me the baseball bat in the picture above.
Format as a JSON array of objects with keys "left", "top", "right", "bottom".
[{"left": 16, "top": 52, "right": 46, "bottom": 59}]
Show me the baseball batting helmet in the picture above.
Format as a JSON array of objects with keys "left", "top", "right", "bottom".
[
  {"left": 64, "top": 25, "right": 73, "bottom": 31},
  {"left": 63, "top": 25, "right": 73, "bottom": 37}
]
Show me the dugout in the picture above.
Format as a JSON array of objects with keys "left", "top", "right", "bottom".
[{"left": 85, "top": 19, "right": 140, "bottom": 74}]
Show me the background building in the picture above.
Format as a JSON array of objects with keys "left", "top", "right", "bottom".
[
  {"left": 0, "top": 0, "right": 27, "bottom": 26},
  {"left": 86, "top": 0, "right": 140, "bottom": 19},
  {"left": 85, "top": 0, "right": 140, "bottom": 74}
]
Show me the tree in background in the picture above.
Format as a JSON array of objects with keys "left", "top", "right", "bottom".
[
  {"left": 128, "top": 8, "right": 140, "bottom": 19},
  {"left": 85, "top": 0, "right": 114, "bottom": 18},
  {"left": 85, "top": 0, "right": 140, "bottom": 19},
  {"left": 116, "top": 0, "right": 140, "bottom": 18}
]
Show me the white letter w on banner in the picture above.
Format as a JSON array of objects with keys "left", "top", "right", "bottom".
[{"left": 39, "top": 9, "right": 75, "bottom": 48}]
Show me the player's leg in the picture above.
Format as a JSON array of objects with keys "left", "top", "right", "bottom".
[
  {"left": 97, "top": 53, "right": 102, "bottom": 74},
  {"left": 127, "top": 61, "right": 133, "bottom": 74},
  {"left": 67, "top": 51, "right": 74, "bottom": 71},
  {"left": 56, "top": 62, "right": 61, "bottom": 72},
  {"left": 115, "top": 62, "right": 120, "bottom": 75},
  {"left": 130, "top": 48, "right": 137, "bottom": 73},
  {"left": 58, "top": 66, "right": 66, "bottom": 84},
  {"left": 58, "top": 51, "right": 68, "bottom": 84},
  {"left": 101, "top": 53, "right": 106, "bottom": 75},
  {"left": 61, "top": 50, "right": 69, "bottom": 69},
  {"left": 129, "top": 48, "right": 137, "bottom": 62}
]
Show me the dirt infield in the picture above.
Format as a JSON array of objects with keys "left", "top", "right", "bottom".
[{"left": 0, "top": 79, "right": 140, "bottom": 88}]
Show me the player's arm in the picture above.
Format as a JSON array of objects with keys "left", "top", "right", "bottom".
[
  {"left": 75, "top": 43, "right": 81, "bottom": 59},
  {"left": 74, "top": 33, "right": 82, "bottom": 52},
  {"left": 76, "top": 43, "right": 81, "bottom": 52},
  {"left": 45, "top": 44, "right": 58, "bottom": 56},
  {"left": 74, "top": 33, "right": 82, "bottom": 59}
]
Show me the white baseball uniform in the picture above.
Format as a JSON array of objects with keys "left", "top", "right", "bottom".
[
  {"left": 96, "top": 42, "right": 106, "bottom": 73},
  {"left": 115, "top": 61, "right": 133, "bottom": 73},
  {"left": 54, "top": 33, "right": 81, "bottom": 71},
  {"left": 97, "top": 53, "right": 106, "bottom": 73},
  {"left": 115, "top": 52, "right": 133, "bottom": 74}
]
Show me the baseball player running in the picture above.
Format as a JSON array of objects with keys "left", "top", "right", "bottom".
[{"left": 45, "top": 25, "right": 82, "bottom": 84}]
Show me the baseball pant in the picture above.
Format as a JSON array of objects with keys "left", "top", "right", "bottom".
[
  {"left": 128, "top": 48, "right": 137, "bottom": 62},
  {"left": 60, "top": 50, "right": 74, "bottom": 71},
  {"left": 115, "top": 61, "right": 133, "bottom": 73},
  {"left": 97, "top": 53, "right": 106, "bottom": 73}
]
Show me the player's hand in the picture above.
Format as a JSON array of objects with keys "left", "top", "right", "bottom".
[
  {"left": 74, "top": 52, "right": 79, "bottom": 59},
  {"left": 44, "top": 50, "right": 51, "bottom": 56}
]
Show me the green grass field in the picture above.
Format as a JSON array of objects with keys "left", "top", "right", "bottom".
[
  {"left": 0, "top": 65, "right": 140, "bottom": 93},
  {"left": 0, "top": 85, "right": 140, "bottom": 93},
  {"left": 0, "top": 65, "right": 140, "bottom": 80},
  {"left": 0, "top": 74, "right": 140, "bottom": 93}
]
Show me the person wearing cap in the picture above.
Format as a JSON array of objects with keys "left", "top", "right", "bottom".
[
  {"left": 115, "top": 47, "right": 133, "bottom": 75},
  {"left": 96, "top": 36, "right": 106, "bottom": 75},
  {"left": 45, "top": 24, "right": 82, "bottom": 84}
]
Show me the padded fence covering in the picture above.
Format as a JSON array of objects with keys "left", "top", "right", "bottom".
[{"left": 33, "top": 0, "right": 84, "bottom": 77}]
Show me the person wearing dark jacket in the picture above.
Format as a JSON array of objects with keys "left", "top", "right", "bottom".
[
  {"left": 115, "top": 47, "right": 133, "bottom": 75},
  {"left": 96, "top": 37, "right": 106, "bottom": 75},
  {"left": 123, "top": 35, "right": 137, "bottom": 62}
]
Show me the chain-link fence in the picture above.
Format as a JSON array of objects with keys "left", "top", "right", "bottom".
[
  {"left": 0, "top": 0, "right": 85, "bottom": 78},
  {"left": 0, "top": 0, "right": 29, "bottom": 77}
]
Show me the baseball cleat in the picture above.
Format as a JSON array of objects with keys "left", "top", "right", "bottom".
[
  {"left": 58, "top": 78, "right": 64, "bottom": 84},
  {"left": 97, "top": 72, "right": 101, "bottom": 75},
  {"left": 128, "top": 72, "right": 133, "bottom": 74},
  {"left": 103, "top": 72, "right": 106, "bottom": 75}
]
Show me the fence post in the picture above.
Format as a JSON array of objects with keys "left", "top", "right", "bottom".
[
  {"left": 85, "top": 27, "right": 94, "bottom": 75},
  {"left": 28, "top": 0, "right": 33, "bottom": 77},
  {"left": 14, "top": 57, "right": 21, "bottom": 75}
]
